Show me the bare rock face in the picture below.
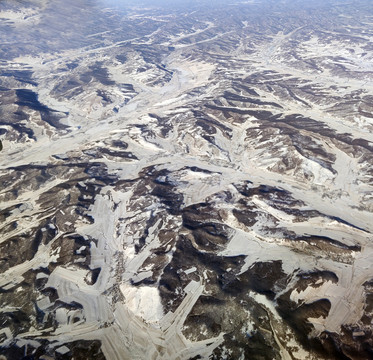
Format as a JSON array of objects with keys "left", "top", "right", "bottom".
[{"left": 0, "top": 0, "right": 372, "bottom": 359}]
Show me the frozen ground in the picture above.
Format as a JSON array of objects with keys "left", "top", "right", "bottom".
[{"left": 0, "top": 0, "right": 372, "bottom": 359}]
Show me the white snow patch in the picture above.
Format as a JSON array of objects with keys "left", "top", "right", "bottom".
[{"left": 120, "top": 284, "right": 164, "bottom": 324}]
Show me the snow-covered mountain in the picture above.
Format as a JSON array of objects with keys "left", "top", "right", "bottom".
[{"left": 0, "top": 0, "right": 372, "bottom": 359}]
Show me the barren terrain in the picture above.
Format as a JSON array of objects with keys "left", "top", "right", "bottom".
[{"left": 0, "top": 0, "right": 372, "bottom": 359}]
